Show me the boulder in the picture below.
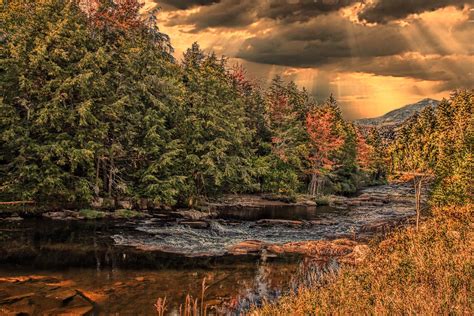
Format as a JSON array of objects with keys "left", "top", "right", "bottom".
[
  {"left": 90, "top": 197, "right": 103, "bottom": 209},
  {"left": 117, "top": 200, "right": 132, "bottom": 210},
  {"left": 174, "top": 209, "right": 213, "bottom": 220}
]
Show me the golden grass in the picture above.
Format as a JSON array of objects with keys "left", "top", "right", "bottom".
[{"left": 253, "top": 205, "right": 473, "bottom": 315}]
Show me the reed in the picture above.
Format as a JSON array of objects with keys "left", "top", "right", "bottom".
[
  {"left": 156, "top": 277, "right": 209, "bottom": 316},
  {"left": 154, "top": 297, "right": 167, "bottom": 316}
]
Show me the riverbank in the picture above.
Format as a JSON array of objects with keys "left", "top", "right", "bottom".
[{"left": 253, "top": 204, "right": 473, "bottom": 315}]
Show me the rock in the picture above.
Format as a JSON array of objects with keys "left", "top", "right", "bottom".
[
  {"left": 117, "top": 200, "right": 132, "bottom": 210},
  {"left": 256, "top": 219, "right": 303, "bottom": 227},
  {"left": 90, "top": 197, "right": 104, "bottom": 209},
  {"left": 138, "top": 198, "right": 148, "bottom": 210},
  {"left": 44, "top": 295, "right": 94, "bottom": 316},
  {"left": 228, "top": 240, "right": 265, "bottom": 255},
  {"left": 0, "top": 292, "right": 35, "bottom": 304},
  {"left": 5, "top": 215, "right": 23, "bottom": 221},
  {"left": 4, "top": 297, "right": 35, "bottom": 315},
  {"left": 179, "top": 221, "right": 209, "bottom": 229},
  {"left": 300, "top": 200, "right": 317, "bottom": 206},
  {"left": 346, "top": 201, "right": 361, "bottom": 207},
  {"left": 46, "top": 288, "right": 77, "bottom": 302},
  {"left": 174, "top": 209, "right": 213, "bottom": 220},
  {"left": 43, "top": 211, "right": 67, "bottom": 220}
]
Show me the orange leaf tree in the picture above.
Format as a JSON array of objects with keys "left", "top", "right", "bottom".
[{"left": 306, "top": 107, "right": 344, "bottom": 195}]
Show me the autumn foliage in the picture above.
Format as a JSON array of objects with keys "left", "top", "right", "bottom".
[
  {"left": 355, "top": 128, "right": 373, "bottom": 171},
  {"left": 306, "top": 108, "right": 344, "bottom": 195},
  {"left": 79, "top": 0, "right": 143, "bottom": 31}
]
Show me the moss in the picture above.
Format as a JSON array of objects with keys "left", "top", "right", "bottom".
[
  {"left": 78, "top": 209, "right": 107, "bottom": 219},
  {"left": 314, "top": 195, "right": 331, "bottom": 206}
]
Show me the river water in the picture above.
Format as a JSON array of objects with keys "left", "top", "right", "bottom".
[{"left": 0, "top": 183, "right": 415, "bottom": 314}]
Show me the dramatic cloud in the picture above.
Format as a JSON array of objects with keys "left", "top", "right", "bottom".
[
  {"left": 259, "top": 0, "right": 361, "bottom": 23},
  {"left": 157, "top": 0, "right": 220, "bottom": 10},
  {"left": 166, "top": 0, "right": 362, "bottom": 31},
  {"left": 236, "top": 14, "right": 411, "bottom": 67},
  {"left": 168, "top": 0, "right": 258, "bottom": 30},
  {"left": 155, "top": 0, "right": 473, "bottom": 119},
  {"left": 359, "top": 0, "right": 471, "bottom": 23}
]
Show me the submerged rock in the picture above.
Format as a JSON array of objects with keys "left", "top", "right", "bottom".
[{"left": 0, "top": 276, "right": 96, "bottom": 315}]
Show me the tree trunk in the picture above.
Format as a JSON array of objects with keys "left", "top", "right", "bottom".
[
  {"left": 108, "top": 155, "right": 114, "bottom": 197},
  {"left": 309, "top": 174, "right": 318, "bottom": 196},
  {"left": 414, "top": 176, "right": 423, "bottom": 231},
  {"left": 95, "top": 157, "right": 100, "bottom": 196}
]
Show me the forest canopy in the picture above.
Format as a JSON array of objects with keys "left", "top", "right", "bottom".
[{"left": 0, "top": 0, "right": 471, "bottom": 209}]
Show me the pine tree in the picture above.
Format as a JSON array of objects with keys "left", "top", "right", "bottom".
[{"left": 177, "top": 43, "right": 255, "bottom": 204}]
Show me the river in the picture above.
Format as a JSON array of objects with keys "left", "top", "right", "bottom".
[{"left": 0, "top": 183, "right": 416, "bottom": 315}]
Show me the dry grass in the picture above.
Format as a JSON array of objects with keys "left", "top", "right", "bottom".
[
  {"left": 253, "top": 205, "right": 473, "bottom": 315},
  {"left": 156, "top": 277, "right": 210, "bottom": 316}
]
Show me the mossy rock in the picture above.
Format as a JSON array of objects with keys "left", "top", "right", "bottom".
[{"left": 78, "top": 209, "right": 107, "bottom": 219}]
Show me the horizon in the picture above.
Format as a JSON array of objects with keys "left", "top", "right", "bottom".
[{"left": 143, "top": 0, "right": 473, "bottom": 120}]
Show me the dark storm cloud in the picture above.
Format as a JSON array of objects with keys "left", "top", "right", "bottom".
[
  {"left": 168, "top": 0, "right": 258, "bottom": 30},
  {"left": 236, "top": 11, "right": 474, "bottom": 91},
  {"left": 358, "top": 0, "right": 471, "bottom": 23},
  {"left": 157, "top": 0, "right": 220, "bottom": 10},
  {"left": 160, "top": 0, "right": 472, "bottom": 94},
  {"left": 259, "top": 0, "right": 361, "bottom": 23},
  {"left": 167, "top": 0, "right": 362, "bottom": 30},
  {"left": 236, "top": 14, "right": 411, "bottom": 67}
]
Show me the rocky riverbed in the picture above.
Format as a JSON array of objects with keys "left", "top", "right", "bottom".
[{"left": 0, "top": 182, "right": 419, "bottom": 314}]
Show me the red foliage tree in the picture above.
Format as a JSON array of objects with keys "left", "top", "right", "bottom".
[
  {"left": 79, "top": 0, "right": 143, "bottom": 31},
  {"left": 306, "top": 108, "right": 343, "bottom": 195},
  {"left": 230, "top": 64, "right": 253, "bottom": 95},
  {"left": 356, "top": 127, "right": 373, "bottom": 171}
]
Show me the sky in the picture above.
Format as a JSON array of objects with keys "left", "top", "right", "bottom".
[{"left": 142, "top": 0, "right": 473, "bottom": 120}]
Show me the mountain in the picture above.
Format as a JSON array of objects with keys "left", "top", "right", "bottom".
[{"left": 355, "top": 98, "right": 440, "bottom": 127}]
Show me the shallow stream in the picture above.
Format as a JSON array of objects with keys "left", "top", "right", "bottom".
[{"left": 0, "top": 183, "right": 416, "bottom": 314}]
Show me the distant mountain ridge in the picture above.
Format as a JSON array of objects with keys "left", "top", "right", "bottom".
[{"left": 355, "top": 98, "right": 440, "bottom": 127}]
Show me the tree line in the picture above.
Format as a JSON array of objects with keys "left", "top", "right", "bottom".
[
  {"left": 0, "top": 0, "right": 386, "bottom": 208},
  {"left": 389, "top": 90, "right": 473, "bottom": 207}
]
